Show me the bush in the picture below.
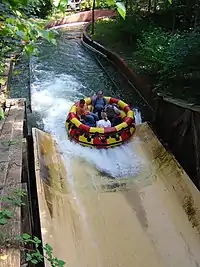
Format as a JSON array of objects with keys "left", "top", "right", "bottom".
[
  {"left": 135, "top": 26, "right": 177, "bottom": 74},
  {"left": 80, "top": 0, "right": 115, "bottom": 10},
  {"left": 135, "top": 26, "right": 200, "bottom": 91},
  {"left": 114, "top": 15, "right": 148, "bottom": 44},
  {"left": 91, "top": 15, "right": 148, "bottom": 50},
  {"left": 24, "top": 0, "right": 53, "bottom": 18}
]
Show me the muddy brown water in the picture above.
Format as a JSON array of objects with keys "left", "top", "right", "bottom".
[{"left": 33, "top": 123, "right": 200, "bottom": 267}]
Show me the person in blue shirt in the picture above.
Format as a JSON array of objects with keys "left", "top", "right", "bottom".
[{"left": 92, "top": 90, "right": 107, "bottom": 119}]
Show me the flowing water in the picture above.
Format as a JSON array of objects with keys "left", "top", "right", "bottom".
[{"left": 27, "top": 24, "right": 146, "bottom": 178}]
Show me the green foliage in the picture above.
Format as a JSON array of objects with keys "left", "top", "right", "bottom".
[
  {"left": 147, "top": 0, "right": 200, "bottom": 31},
  {"left": 0, "top": 0, "right": 128, "bottom": 82},
  {"left": 0, "top": 209, "right": 13, "bottom": 225},
  {"left": 116, "top": 2, "right": 126, "bottom": 19},
  {"left": 85, "top": 0, "right": 126, "bottom": 19},
  {"left": 17, "top": 234, "right": 65, "bottom": 266},
  {"left": 80, "top": 0, "right": 116, "bottom": 10},
  {"left": 135, "top": 27, "right": 200, "bottom": 89},
  {"left": 0, "top": 189, "right": 26, "bottom": 225},
  {"left": 91, "top": 4, "right": 200, "bottom": 101},
  {"left": 135, "top": 26, "right": 174, "bottom": 74},
  {"left": 80, "top": 0, "right": 126, "bottom": 19},
  {"left": 91, "top": 15, "right": 148, "bottom": 53},
  {"left": 0, "top": 189, "right": 66, "bottom": 266},
  {"left": 1, "top": 188, "right": 27, "bottom": 206},
  {"left": 24, "top": 0, "right": 53, "bottom": 18},
  {"left": 44, "top": 243, "right": 65, "bottom": 267},
  {"left": 0, "top": 0, "right": 59, "bottom": 82}
]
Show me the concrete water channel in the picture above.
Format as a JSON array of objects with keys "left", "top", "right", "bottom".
[{"left": 1, "top": 21, "right": 200, "bottom": 267}]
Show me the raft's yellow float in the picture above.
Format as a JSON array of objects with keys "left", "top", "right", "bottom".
[{"left": 66, "top": 96, "right": 136, "bottom": 148}]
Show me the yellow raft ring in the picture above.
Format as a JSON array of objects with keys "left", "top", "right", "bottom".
[{"left": 66, "top": 96, "right": 136, "bottom": 148}]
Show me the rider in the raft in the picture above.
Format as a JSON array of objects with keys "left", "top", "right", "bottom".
[
  {"left": 91, "top": 90, "right": 107, "bottom": 119},
  {"left": 96, "top": 111, "right": 111, "bottom": 128},
  {"left": 104, "top": 103, "right": 121, "bottom": 126},
  {"left": 76, "top": 99, "right": 98, "bottom": 127}
]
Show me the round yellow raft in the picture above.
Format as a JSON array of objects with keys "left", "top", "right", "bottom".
[{"left": 66, "top": 96, "right": 136, "bottom": 148}]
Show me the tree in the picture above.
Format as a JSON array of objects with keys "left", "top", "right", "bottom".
[
  {"left": 0, "top": 0, "right": 127, "bottom": 83},
  {"left": 0, "top": 0, "right": 55, "bottom": 82}
]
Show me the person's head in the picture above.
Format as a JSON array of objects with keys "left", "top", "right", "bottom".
[
  {"left": 101, "top": 111, "right": 108, "bottom": 121},
  {"left": 79, "top": 99, "right": 85, "bottom": 108},
  {"left": 97, "top": 90, "right": 103, "bottom": 99}
]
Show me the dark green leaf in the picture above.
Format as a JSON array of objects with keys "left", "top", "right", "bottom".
[
  {"left": 33, "top": 236, "right": 42, "bottom": 244},
  {"left": 59, "top": 0, "right": 68, "bottom": 8},
  {"left": 0, "top": 217, "right": 8, "bottom": 225},
  {"left": 26, "top": 253, "right": 32, "bottom": 261},
  {"left": 25, "top": 44, "right": 34, "bottom": 56},
  {"left": 21, "top": 0, "right": 28, "bottom": 7},
  {"left": 48, "top": 31, "right": 54, "bottom": 40},
  {"left": 31, "top": 259, "right": 39, "bottom": 264},
  {"left": 106, "top": 0, "right": 115, "bottom": 5},
  {"left": 2, "top": 209, "right": 13, "bottom": 218},
  {"left": 16, "top": 30, "right": 27, "bottom": 40},
  {"left": 57, "top": 259, "right": 66, "bottom": 266},
  {"left": 22, "top": 233, "right": 31, "bottom": 240},
  {"left": 17, "top": 23, "right": 26, "bottom": 31},
  {"left": 44, "top": 243, "right": 53, "bottom": 253}
]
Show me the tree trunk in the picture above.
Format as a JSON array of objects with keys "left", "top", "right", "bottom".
[
  {"left": 125, "top": 0, "right": 128, "bottom": 11},
  {"left": 194, "top": 8, "right": 199, "bottom": 29},
  {"left": 172, "top": 11, "right": 176, "bottom": 32},
  {"left": 130, "top": 0, "right": 133, "bottom": 12},
  {"left": 91, "top": 0, "right": 95, "bottom": 34},
  {"left": 148, "top": 0, "right": 151, "bottom": 13}
]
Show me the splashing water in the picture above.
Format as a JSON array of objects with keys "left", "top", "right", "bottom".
[{"left": 31, "top": 70, "right": 143, "bottom": 178}]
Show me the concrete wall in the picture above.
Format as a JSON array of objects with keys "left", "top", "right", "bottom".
[{"left": 46, "top": 9, "right": 116, "bottom": 28}]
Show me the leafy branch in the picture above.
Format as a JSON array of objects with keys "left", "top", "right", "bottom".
[
  {"left": 0, "top": 188, "right": 66, "bottom": 267},
  {"left": 17, "top": 234, "right": 65, "bottom": 267}
]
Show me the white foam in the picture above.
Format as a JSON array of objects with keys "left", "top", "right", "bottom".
[{"left": 134, "top": 109, "right": 142, "bottom": 125}]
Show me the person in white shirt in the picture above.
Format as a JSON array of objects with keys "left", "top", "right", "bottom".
[{"left": 96, "top": 112, "right": 111, "bottom": 128}]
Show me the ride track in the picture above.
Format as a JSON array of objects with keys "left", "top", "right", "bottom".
[
  {"left": 31, "top": 20, "right": 200, "bottom": 267},
  {"left": 33, "top": 123, "right": 200, "bottom": 267}
]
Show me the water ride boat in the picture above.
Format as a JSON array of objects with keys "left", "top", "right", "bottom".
[{"left": 66, "top": 96, "right": 136, "bottom": 148}]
